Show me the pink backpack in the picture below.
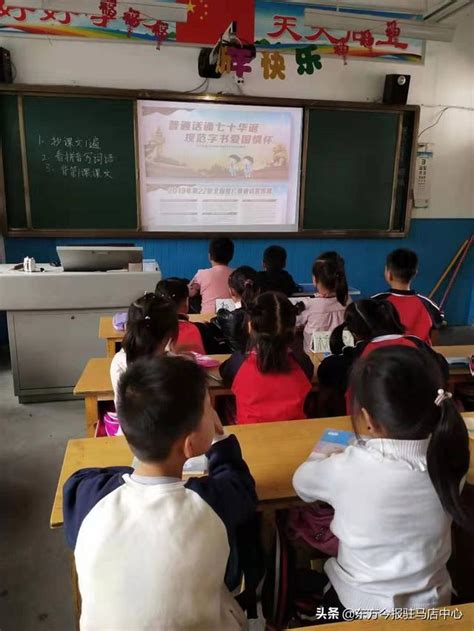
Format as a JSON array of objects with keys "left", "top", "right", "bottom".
[
  {"left": 95, "top": 409, "right": 121, "bottom": 438},
  {"left": 286, "top": 504, "right": 339, "bottom": 557}
]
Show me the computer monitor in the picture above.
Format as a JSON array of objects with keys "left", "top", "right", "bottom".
[{"left": 57, "top": 246, "right": 143, "bottom": 272}]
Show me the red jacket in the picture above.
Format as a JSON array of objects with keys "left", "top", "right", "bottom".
[
  {"left": 175, "top": 316, "right": 206, "bottom": 355},
  {"left": 372, "top": 290, "right": 443, "bottom": 345},
  {"left": 220, "top": 349, "right": 313, "bottom": 425}
]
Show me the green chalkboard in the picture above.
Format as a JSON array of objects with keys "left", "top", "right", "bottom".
[
  {"left": 23, "top": 96, "right": 137, "bottom": 230},
  {"left": 0, "top": 95, "right": 27, "bottom": 228},
  {"left": 302, "top": 109, "right": 401, "bottom": 231}
]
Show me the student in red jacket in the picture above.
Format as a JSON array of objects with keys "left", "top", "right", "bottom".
[
  {"left": 373, "top": 248, "right": 444, "bottom": 344},
  {"left": 220, "top": 292, "right": 313, "bottom": 425},
  {"left": 318, "top": 299, "right": 448, "bottom": 416},
  {"left": 156, "top": 278, "right": 206, "bottom": 354}
]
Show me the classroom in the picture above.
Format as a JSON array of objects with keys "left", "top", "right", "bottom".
[{"left": 0, "top": 0, "right": 473, "bottom": 630}]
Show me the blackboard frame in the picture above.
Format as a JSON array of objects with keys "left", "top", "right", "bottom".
[
  {"left": 299, "top": 106, "right": 407, "bottom": 234},
  {"left": 0, "top": 83, "right": 420, "bottom": 239}
]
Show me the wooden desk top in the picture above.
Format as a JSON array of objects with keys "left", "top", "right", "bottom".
[
  {"left": 74, "top": 355, "right": 230, "bottom": 397},
  {"left": 51, "top": 413, "right": 474, "bottom": 529},
  {"left": 99, "top": 314, "right": 213, "bottom": 340},
  {"left": 51, "top": 416, "right": 352, "bottom": 528},
  {"left": 98, "top": 316, "right": 474, "bottom": 364},
  {"left": 74, "top": 344, "right": 472, "bottom": 398},
  {"left": 74, "top": 353, "right": 324, "bottom": 397},
  {"left": 298, "top": 603, "right": 473, "bottom": 630},
  {"left": 435, "top": 345, "right": 473, "bottom": 358}
]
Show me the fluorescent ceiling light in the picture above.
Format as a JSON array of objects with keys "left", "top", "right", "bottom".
[
  {"left": 10, "top": 1, "right": 189, "bottom": 22},
  {"left": 300, "top": 0, "right": 425, "bottom": 13},
  {"left": 304, "top": 8, "right": 456, "bottom": 41},
  {"left": 424, "top": 0, "right": 473, "bottom": 21}
]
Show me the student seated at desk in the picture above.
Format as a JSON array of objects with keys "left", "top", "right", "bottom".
[
  {"left": 212, "top": 266, "right": 259, "bottom": 353},
  {"left": 256, "top": 245, "right": 299, "bottom": 297},
  {"left": 317, "top": 299, "right": 447, "bottom": 416},
  {"left": 297, "top": 251, "right": 350, "bottom": 353},
  {"left": 156, "top": 277, "right": 206, "bottom": 354},
  {"left": 64, "top": 355, "right": 257, "bottom": 631},
  {"left": 220, "top": 292, "right": 313, "bottom": 424},
  {"left": 293, "top": 346, "right": 471, "bottom": 618},
  {"left": 189, "top": 237, "right": 234, "bottom": 314},
  {"left": 372, "top": 248, "right": 444, "bottom": 344},
  {"left": 105, "top": 293, "right": 178, "bottom": 437}
]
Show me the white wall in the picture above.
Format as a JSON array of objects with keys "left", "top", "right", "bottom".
[{"left": 2, "top": 5, "right": 473, "bottom": 219}]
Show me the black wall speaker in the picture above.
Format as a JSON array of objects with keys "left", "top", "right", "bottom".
[
  {"left": 0, "top": 48, "right": 12, "bottom": 83},
  {"left": 383, "top": 74, "right": 411, "bottom": 105}
]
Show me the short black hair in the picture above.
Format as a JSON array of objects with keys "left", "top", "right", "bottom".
[
  {"left": 386, "top": 248, "right": 418, "bottom": 283},
  {"left": 209, "top": 237, "right": 234, "bottom": 265},
  {"left": 155, "top": 277, "right": 189, "bottom": 307},
  {"left": 228, "top": 155, "right": 240, "bottom": 162},
  {"left": 117, "top": 355, "right": 207, "bottom": 463},
  {"left": 263, "top": 245, "right": 287, "bottom": 272},
  {"left": 243, "top": 156, "right": 254, "bottom": 163}
]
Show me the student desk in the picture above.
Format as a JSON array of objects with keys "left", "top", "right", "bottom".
[
  {"left": 296, "top": 603, "right": 473, "bottom": 630},
  {"left": 74, "top": 354, "right": 324, "bottom": 437},
  {"left": 51, "top": 414, "right": 474, "bottom": 628},
  {"left": 74, "top": 347, "right": 472, "bottom": 437},
  {"left": 434, "top": 345, "right": 473, "bottom": 379},
  {"left": 99, "top": 314, "right": 213, "bottom": 357},
  {"left": 51, "top": 416, "right": 348, "bottom": 528},
  {"left": 52, "top": 413, "right": 474, "bottom": 529}
]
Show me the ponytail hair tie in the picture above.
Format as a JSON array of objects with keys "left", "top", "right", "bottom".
[
  {"left": 434, "top": 388, "right": 452, "bottom": 406},
  {"left": 244, "top": 279, "right": 253, "bottom": 288},
  {"left": 144, "top": 315, "right": 151, "bottom": 321}
]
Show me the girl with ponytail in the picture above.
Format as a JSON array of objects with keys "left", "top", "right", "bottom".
[
  {"left": 318, "top": 298, "right": 448, "bottom": 416},
  {"left": 102, "top": 293, "right": 179, "bottom": 438},
  {"left": 294, "top": 345, "right": 470, "bottom": 617},
  {"left": 111, "top": 292, "right": 178, "bottom": 402},
  {"left": 220, "top": 292, "right": 314, "bottom": 424},
  {"left": 297, "top": 251, "right": 350, "bottom": 353},
  {"left": 212, "top": 266, "right": 260, "bottom": 352}
]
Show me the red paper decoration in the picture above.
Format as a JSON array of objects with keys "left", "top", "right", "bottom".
[
  {"left": 376, "top": 20, "right": 408, "bottom": 49},
  {"left": 123, "top": 7, "right": 141, "bottom": 36},
  {"left": 146, "top": 19, "right": 169, "bottom": 49}
]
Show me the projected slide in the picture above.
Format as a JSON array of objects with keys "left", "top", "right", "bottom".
[{"left": 138, "top": 100, "right": 303, "bottom": 232}]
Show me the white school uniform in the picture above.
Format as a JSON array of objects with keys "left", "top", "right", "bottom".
[{"left": 293, "top": 437, "right": 452, "bottom": 611}]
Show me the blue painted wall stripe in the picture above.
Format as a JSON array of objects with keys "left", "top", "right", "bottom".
[{"left": 4, "top": 217, "right": 474, "bottom": 326}]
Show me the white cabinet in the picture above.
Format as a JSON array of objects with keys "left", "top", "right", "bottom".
[{"left": 0, "top": 264, "right": 161, "bottom": 402}]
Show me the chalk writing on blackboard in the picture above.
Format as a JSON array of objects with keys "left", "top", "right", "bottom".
[{"left": 37, "top": 134, "right": 115, "bottom": 179}]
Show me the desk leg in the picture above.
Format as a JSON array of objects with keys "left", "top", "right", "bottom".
[
  {"left": 106, "top": 339, "right": 116, "bottom": 358},
  {"left": 260, "top": 509, "right": 277, "bottom": 557},
  {"left": 84, "top": 396, "right": 99, "bottom": 437},
  {"left": 70, "top": 554, "right": 81, "bottom": 630}
]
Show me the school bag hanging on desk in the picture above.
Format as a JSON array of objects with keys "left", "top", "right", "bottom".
[{"left": 286, "top": 503, "right": 338, "bottom": 557}]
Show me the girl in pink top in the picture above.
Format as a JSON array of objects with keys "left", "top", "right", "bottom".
[
  {"left": 297, "top": 252, "right": 351, "bottom": 352},
  {"left": 189, "top": 238, "right": 234, "bottom": 314}
]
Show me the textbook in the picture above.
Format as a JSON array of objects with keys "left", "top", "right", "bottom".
[
  {"left": 311, "top": 428, "right": 367, "bottom": 457},
  {"left": 182, "top": 455, "right": 208, "bottom": 475}
]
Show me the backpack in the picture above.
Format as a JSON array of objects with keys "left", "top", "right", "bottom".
[{"left": 286, "top": 504, "right": 338, "bottom": 557}]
